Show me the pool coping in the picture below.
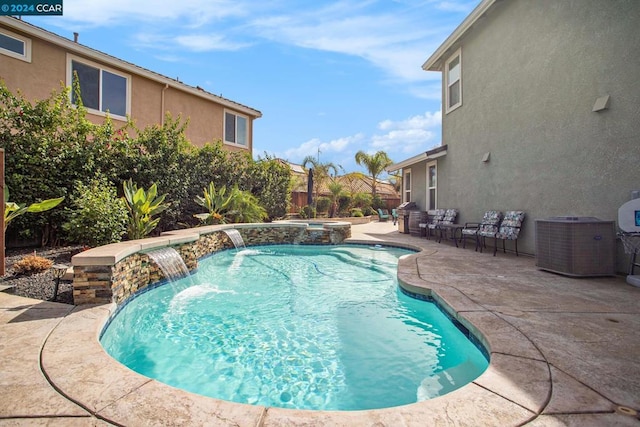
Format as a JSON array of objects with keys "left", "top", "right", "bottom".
[{"left": 5, "top": 222, "right": 639, "bottom": 426}]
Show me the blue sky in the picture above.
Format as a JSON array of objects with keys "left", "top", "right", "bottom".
[{"left": 27, "top": 0, "right": 478, "bottom": 175}]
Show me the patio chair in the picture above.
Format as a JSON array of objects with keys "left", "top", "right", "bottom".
[
  {"left": 422, "top": 209, "right": 445, "bottom": 240},
  {"left": 460, "top": 211, "right": 503, "bottom": 251},
  {"left": 391, "top": 209, "right": 398, "bottom": 225},
  {"left": 436, "top": 209, "right": 459, "bottom": 243},
  {"left": 377, "top": 208, "right": 390, "bottom": 222},
  {"left": 488, "top": 211, "right": 526, "bottom": 256}
]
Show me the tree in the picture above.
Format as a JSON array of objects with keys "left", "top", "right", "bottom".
[
  {"left": 327, "top": 181, "right": 344, "bottom": 218},
  {"left": 354, "top": 150, "right": 393, "bottom": 196}
]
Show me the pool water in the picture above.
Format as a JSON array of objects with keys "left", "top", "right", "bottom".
[{"left": 100, "top": 244, "right": 488, "bottom": 411}]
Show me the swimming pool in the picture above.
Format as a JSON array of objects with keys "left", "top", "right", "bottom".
[{"left": 100, "top": 244, "right": 488, "bottom": 411}]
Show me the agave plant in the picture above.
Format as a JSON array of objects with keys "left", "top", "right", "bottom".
[
  {"left": 122, "top": 179, "right": 169, "bottom": 240},
  {"left": 194, "top": 182, "right": 267, "bottom": 225},
  {"left": 4, "top": 187, "right": 64, "bottom": 231}
]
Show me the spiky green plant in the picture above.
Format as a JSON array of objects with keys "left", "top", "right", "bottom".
[
  {"left": 194, "top": 182, "right": 267, "bottom": 225},
  {"left": 122, "top": 179, "right": 169, "bottom": 240}
]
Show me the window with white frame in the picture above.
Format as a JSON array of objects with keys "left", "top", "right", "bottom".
[
  {"left": 445, "top": 49, "right": 462, "bottom": 113},
  {"left": 0, "top": 29, "right": 31, "bottom": 62},
  {"left": 427, "top": 161, "right": 437, "bottom": 210},
  {"left": 404, "top": 168, "right": 412, "bottom": 202},
  {"left": 224, "top": 111, "right": 248, "bottom": 146},
  {"left": 68, "top": 56, "right": 130, "bottom": 118}
]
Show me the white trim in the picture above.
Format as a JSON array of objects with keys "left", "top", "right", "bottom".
[
  {"left": 66, "top": 53, "right": 131, "bottom": 120},
  {"left": 0, "top": 16, "right": 261, "bottom": 118},
  {"left": 445, "top": 48, "right": 462, "bottom": 113},
  {"left": 422, "top": 0, "right": 497, "bottom": 71},
  {"left": 386, "top": 146, "right": 448, "bottom": 172},
  {"left": 0, "top": 27, "right": 31, "bottom": 62}
]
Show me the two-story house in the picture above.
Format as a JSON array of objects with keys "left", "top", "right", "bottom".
[
  {"left": 388, "top": 0, "right": 639, "bottom": 261},
  {"left": 0, "top": 16, "right": 261, "bottom": 152}
]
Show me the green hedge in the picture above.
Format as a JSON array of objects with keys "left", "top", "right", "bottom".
[{"left": 0, "top": 82, "right": 290, "bottom": 246}]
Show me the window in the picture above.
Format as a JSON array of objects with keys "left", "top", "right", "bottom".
[
  {"left": 68, "top": 56, "right": 129, "bottom": 118},
  {"left": 225, "top": 112, "right": 248, "bottom": 146},
  {"left": 404, "top": 168, "right": 412, "bottom": 202},
  {"left": 445, "top": 49, "right": 461, "bottom": 113},
  {"left": 0, "top": 29, "right": 31, "bottom": 62},
  {"left": 427, "top": 161, "right": 437, "bottom": 210}
]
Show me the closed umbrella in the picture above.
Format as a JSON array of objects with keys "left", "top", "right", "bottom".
[{"left": 307, "top": 168, "right": 314, "bottom": 206}]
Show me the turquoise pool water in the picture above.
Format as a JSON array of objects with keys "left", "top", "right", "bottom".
[{"left": 100, "top": 244, "right": 488, "bottom": 411}]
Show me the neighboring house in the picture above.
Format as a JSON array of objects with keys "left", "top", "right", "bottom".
[
  {"left": 0, "top": 16, "right": 261, "bottom": 151},
  {"left": 283, "top": 160, "right": 401, "bottom": 213},
  {"left": 388, "top": 0, "right": 640, "bottom": 259}
]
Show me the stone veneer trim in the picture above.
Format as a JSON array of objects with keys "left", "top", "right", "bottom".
[{"left": 72, "top": 222, "right": 351, "bottom": 305}]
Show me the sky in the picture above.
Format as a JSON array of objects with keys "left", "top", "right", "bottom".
[{"left": 27, "top": 0, "right": 479, "bottom": 176}]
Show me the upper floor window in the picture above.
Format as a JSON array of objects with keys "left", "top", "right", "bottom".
[
  {"left": 0, "top": 29, "right": 31, "bottom": 62},
  {"left": 225, "top": 111, "right": 248, "bottom": 146},
  {"left": 445, "top": 49, "right": 461, "bottom": 113},
  {"left": 67, "top": 55, "right": 130, "bottom": 119}
]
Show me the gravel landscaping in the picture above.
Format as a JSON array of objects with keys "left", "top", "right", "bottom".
[{"left": 0, "top": 246, "right": 83, "bottom": 305}]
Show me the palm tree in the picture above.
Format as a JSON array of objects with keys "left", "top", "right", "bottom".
[
  {"left": 354, "top": 150, "right": 393, "bottom": 196},
  {"left": 327, "top": 181, "right": 344, "bottom": 218},
  {"left": 301, "top": 155, "right": 340, "bottom": 206}
]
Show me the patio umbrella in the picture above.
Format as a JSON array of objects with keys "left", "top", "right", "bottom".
[{"left": 307, "top": 168, "right": 314, "bottom": 206}]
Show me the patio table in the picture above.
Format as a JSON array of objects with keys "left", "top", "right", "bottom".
[{"left": 437, "top": 224, "right": 465, "bottom": 247}]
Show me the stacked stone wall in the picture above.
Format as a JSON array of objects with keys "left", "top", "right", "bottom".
[{"left": 72, "top": 223, "right": 351, "bottom": 305}]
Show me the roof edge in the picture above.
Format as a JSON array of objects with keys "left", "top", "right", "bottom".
[
  {"left": 0, "top": 16, "right": 262, "bottom": 118},
  {"left": 422, "top": 0, "right": 498, "bottom": 72},
  {"left": 386, "top": 145, "right": 448, "bottom": 172}
]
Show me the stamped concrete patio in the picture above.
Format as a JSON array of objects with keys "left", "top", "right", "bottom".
[{"left": 1, "top": 221, "right": 639, "bottom": 426}]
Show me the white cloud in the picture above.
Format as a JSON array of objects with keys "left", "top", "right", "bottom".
[
  {"left": 435, "top": 1, "right": 477, "bottom": 13},
  {"left": 252, "top": 8, "right": 452, "bottom": 83},
  {"left": 58, "top": 0, "right": 246, "bottom": 27},
  {"left": 282, "top": 134, "right": 365, "bottom": 165},
  {"left": 372, "top": 110, "right": 442, "bottom": 154},
  {"left": 174, "top": 34, "right": 251, "bottom": 52}
]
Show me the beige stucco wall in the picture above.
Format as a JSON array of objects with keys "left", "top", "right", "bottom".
[
  {"left": 0, "top": 30, "right": 67, "bottom": 102},
  {"left": 0, "top": 21, "right": 254, "bottom": 151},
  {"left": 431, "top": 0, "right": 640, "bottom": 257}
]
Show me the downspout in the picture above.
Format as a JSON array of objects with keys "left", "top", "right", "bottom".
[{"left": 161, "top": 84, "right": 169, "bottom": 125}]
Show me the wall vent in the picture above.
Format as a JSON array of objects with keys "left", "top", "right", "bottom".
[{"left": 535, "top": 217, "right": 616, "bottom": 277}]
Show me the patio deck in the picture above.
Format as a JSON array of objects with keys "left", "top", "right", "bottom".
[{"left": 1, "top": 221, "right": 639, "bottom": 426}]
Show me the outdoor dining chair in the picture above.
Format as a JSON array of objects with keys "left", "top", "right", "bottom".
[
  {"left": 487, "top": 210, "right": 526, "bottom": 256},
  {"left": 461, "top": 211, "right": 503, "bottom": 251}
]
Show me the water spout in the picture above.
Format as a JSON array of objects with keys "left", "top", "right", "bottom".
[
  {"left": 146, "top": 247, "right": 190, "bottom": 282},
  {"left": 223, "top": 229, "right": 246, "bottom": 250}
]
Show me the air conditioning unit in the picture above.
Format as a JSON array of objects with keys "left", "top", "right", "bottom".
[{"left": 535, "top": 217, "right": 616, "bottom": 277}]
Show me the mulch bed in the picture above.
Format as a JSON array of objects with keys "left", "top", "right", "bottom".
[{"left": 0, "top": 246, "right": 83, "bottom": 305}]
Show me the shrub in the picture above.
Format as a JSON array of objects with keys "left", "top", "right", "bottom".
[
  {"left": 371, "top": 194, "right": 385, "bottom": 211},
  {"left": 63, "top": 177, "right": 128, "bottom": 247},
  {"left": 194, "top": 182, "right": 267, "bottom": 225},
  {"left": 299, "top": 205, "right": 316, "bottom": 219},
  {"left": 351, "top": 192, "right": 372, "bottom": 209},
  {"left": 0, "top": 84, "right": 292, "bottom": 242},
  {"left": 13, "top": 253, "right": 53, "bottom": 275},
  {"left": 350, "top": 208, "right": 364, "bottom": 217},
  {"left": 363, "top": 206, "right": 376, "bottom": 216},
  {"left": 338, "top": 195, "right": 351, "bottom": 213},
  {"left": 316, "top": 197, "right": 331, "bottom": 214}
]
